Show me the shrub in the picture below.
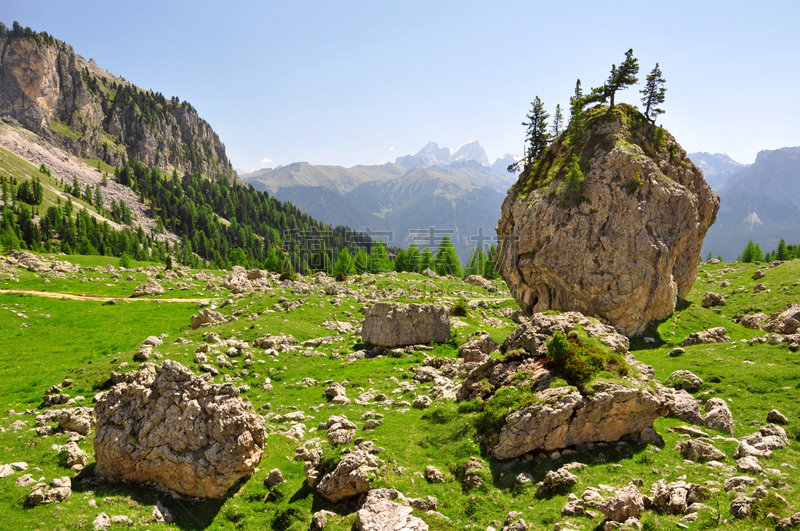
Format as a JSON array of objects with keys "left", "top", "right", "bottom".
[
  {"left": 452, "top": 298, "right": 469, "bottom": 317},
  {"left": 476, "top": 385, "right": 538, "bottom": 435},
  {"left": 546, "top": 331, "right": 629, "bottom": 389},
  {"left": 119, "top": 252, "right": 131, "bottom": 268},
  {"left": 750, "top": 492, "right": 786, "bottom": 520}
]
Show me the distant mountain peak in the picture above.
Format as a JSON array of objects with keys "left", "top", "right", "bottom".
[{"left": 395, "top": 140, "right": 488, "bottom": 167}]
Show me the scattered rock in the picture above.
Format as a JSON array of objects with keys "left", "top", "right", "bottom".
[
  {"left": 650, "top": 480, "right": 708, "bottom": 515},
  {"left": 190, "top": 308, "right": 227, "bottom": 329},
  {"left": 668, "top": 347, "right": 685, "bottom": 357},
  {"left": 701, "top": 292, "right": 726, "bottom": 307},
  {"left": 600, "top": 484, "right": 645, "bottom": 523},
  {"left": 536, "top": 467, "right": 578, "bottom": 498},
  {"left": 93, "top": 512, "right": 110, "bottom": 530},
  {"left": 425, "top": 465, "right": 445, "bottom": 483},
  {"left": 131, "top": 280, "right": 165, "bottom": 297},
  {"left": 767, "top": 409, "right": 789, "bottom": 425},
  {"left": 264, "top": 468, "right": 285, "bottom": 488},
  {"left": 665, "top": 370, "right": 703, "bottom": 392},
  {"left": 675, "top": 439, "right": 726, "bottom": 462},
  {"left": 94, "top": 360, "right": 266, "bottom": 498},
  {"left": 728, "top": 495, "right": 754, "bottom": 519},
  {"left": 362, "top": 302, "right": 450, "bottom": 347},
  {"left": 26, "top": 476, "right": 71, "bottom": 506},
  {"left": 35, "top": 407, "right": 95, "bottom": 435},
  {"left": 459, "top": 331, "right": 498, "bottom": 363},
  {"left": 412, "top": 395, "right": 432, "bottom": 409},
  {"left": 682, "top": 327, "right": 730, "bottom": 347},
  {"left": 355, "top": 489, "right": 429, "bottom": 531},
  {"left": 703, "top": 398, "right": 734, "bottom": 435},
  {"left": 314, "top": 450, "right": 382, "bottom": 502},
  {"left": 662, "top": 388, "right": 704, "bottom": 425}
]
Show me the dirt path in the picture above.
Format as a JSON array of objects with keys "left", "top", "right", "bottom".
[{"left": 0, "top": 289, "right": 219, "bottom": 303}]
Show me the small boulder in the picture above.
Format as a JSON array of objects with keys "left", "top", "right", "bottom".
[
  {"left": 425, "top": 465, "right": 445, "bottom": 483},
  {"left": 459, "top": 331, "right": 498, "bottom": 363},
  {"left": 131, "top": 280, "right": 165, "bottom": 297},
  {"left": 675, "top": 439, "right": 725, "bottom": 462},
  {"left": 600, "top": 484, "right": 645, "bottom": 523},
  {"left": 665, "top": 370, "right": 703, "bottom": 392},
  {"left": 683, "top": 327, "right": 730, "bottom": 347},
  {"left": 315, "top": 450, "right": 382, "bottom": 502},
  {"left": 536, "top": 467, "right": 578, "bottom": 498},
  {"left": 354, "top": 489, "right": 429, "bottom": 531},
  {"left": 767, "top": 409, "right": 789, "bottom": 425},
  {"left": 703, "top": 398, "right": 734, "bottom": 434},
  {"left": 26, "top": 476, "right": 71, "bottom": 506},
  {"left": 362, "top": 303, "right": 450, "bottom": 347},
  {"left": 701, "top": 292, "right": 726, "bottom": 307},
  {"left": 264, "top": 468, "right": 285, "bottom": 488}
]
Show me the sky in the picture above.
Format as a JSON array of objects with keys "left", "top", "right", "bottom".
[{"left": 6, "top": 1, "right": 800, "bottom": 172}]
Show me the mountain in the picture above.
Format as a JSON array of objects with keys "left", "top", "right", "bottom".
[
  {"left": 395, "top": 140, "right": 489, "bottom": 167},
  {"left": 687, "top": 152, "right": 747, "bottom": 191},
  {"left": 241, "top": 161, "right": 513, "bottom": 260},
  {"left": 491, "top": 153, "right": 521, "bottom": 175},
  {"left": 0, "top": 24, "right": 233, "bottom": 179},
  {"left": 702, "top": 147, "right": 800, "bottom": 260}
]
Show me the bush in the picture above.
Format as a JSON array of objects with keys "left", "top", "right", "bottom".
[
  {"left": 452, "top": 298, "right": 469, "bottom": 317},
  {"left": 476, "top": 385, "right": 538, "bottom": 435},
  {"left": 750, "top": 492, "right": 786, "bottom": 520},
  {"left": 119, "top": 252, "right": 131, "bottom": 268},
  {"left": 546, "top": 331, "right": 629, "bottom": 388}
]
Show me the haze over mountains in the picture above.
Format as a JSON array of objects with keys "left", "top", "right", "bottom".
[{"left": 241, "top": 141, "right": 520, "bottom": 260}]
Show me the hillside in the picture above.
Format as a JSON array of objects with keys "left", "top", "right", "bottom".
[
  {"left": 0, "top": 23, "right": 233, "bottom": 180},
  {"left": 702, "top": 147, "right": 800, "bottom": 260},
  {"left": 0, "top": 252, "right": 799, "bottom": 530}
]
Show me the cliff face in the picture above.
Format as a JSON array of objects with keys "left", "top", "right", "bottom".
[
  {"left": 0, "top": 32, "right": 233, "bottom": 179},
  {"left": 495, "top": 105, "right": 720, "bottom": 336}
]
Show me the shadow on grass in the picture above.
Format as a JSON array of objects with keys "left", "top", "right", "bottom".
[
  {"left": 629, "top": 298, "right": 692, "bottom": 351},
  {"left": 72, "top": 463, "right": 237, "bottom": 530}
]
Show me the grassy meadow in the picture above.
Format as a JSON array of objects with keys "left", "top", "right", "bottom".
[{"left": 0, "top": 254, "right": 798, "bottom": 530}]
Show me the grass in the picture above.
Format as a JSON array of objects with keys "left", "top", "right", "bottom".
[{"left": 0, "top": 254, "right": 797, "bottom": 530}]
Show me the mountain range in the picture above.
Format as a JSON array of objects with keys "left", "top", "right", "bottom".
[{"left": 241, "top": 141, "right": 520, "bottom": 260}]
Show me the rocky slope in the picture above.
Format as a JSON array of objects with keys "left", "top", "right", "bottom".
[
  {"left": 495, "top": 104, "right": 719, "bottom": 335},
  {"left": 0, "top": 28, "right": 233, "bottom": 179}
]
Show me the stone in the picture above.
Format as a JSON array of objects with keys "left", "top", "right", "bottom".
[
  {"left": 355, "top": 489, "right": 429, "bottom": 531},
  {"left": 190, "top": 308, "right": 227, "bottom": 329},
  {"left": 93, "top": 513, "right": 111, "bottom": 530},
  {"left": 16, "top": 474, "right": 35, "bottom": 487},
  {"left": 314, "top": 450, "right": 382, "bottom": 502},
  {"left": 26, "top": 476, "right": 71, "bottom": 506},
  {"left": 59, "top": 442, "right": 88, "bottom": 469},
  {"left": 362, "top": 302, "right": 450, "bottom": 347},
  {"left": 35, "top": 407, "right": 95, "bottom": 435},
  {"left": 675, "top": 439, "right": 726, "bottom": 462},
  {"left": 736, "top": 456, "right": 763, "bottom": 473},
  {"left": 492, "top": 384, "right": 668, "bottom": 459},
  {"left": 111, "top": 516, "right": 133, "bottom": 525},
  {"left": 724, "top": 476, "right": 757, "bottom": 492},
  {"left": 0, "top": 464, "right": 13, "bottom": 478},
  {"left": 665, "top": 370, "right": 703, "bottom": 392},
  {"left": 701, "top": 292, "right": 726, "bottom": 307},
  {"left": 412, "top": 395, "right": 432, "bottom": 409},
  {"left": 600, "top": 484, "right": 645, "bottom": 523},
  {"left": 734, "top": 424, "right": 790, "bottom": 458},
  {"left": 683, "top": 327, "right": 730, "bottom": 347},
  {"left": 767, "top": 409, "right": 789, "bottom": 425},
  {"left": 763, "top": 305, "right": 800, "bottom": 334},
  {"left": 536, "top": 467, "right": 578, "bottom": 497},
  {"left": 703, "top": 398, "right": 734, "bottom": 434},
  {"left": 668, "top": 347, "right": 685, "bottom": 357},
  {"left": 425, "top": 465, "right": 445, "bottom": 483},
  {"left": 729, "top": 495, "right": 754, "bottom": 519},
  {"left": 777, "top": 512, "right": 800, "bottom": 530},
  {"left": 494, "top": 109, "right": 718, "bottom": 337},
  {"left": 662, "top": 388, "right": 704, "bottom": 425},
  {"left": 264, "top": 468, "right": 284, "bottom": 488},
  {"left": 152, "top": 501, "right": 173, "bottom": 524},
  {"left": 650, "top": 480, "right": 708, "bottom": 515},
  {"left": 737, "top": 313, "right": 766, "bottom": 330},
  {"left": 132, "top": 280, "right": 165, "bottom": 297},
  {"left": 93, "top": 360, "right": 266, "bottom": 498},
  {"left": 639, "top": 427, "right": 664, "bottom": 447},
  {"left": 459, "top": 331, "right": 498, "bottom": 362}
]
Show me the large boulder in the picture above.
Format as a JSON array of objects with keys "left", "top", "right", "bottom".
[
  {"left": 131, "top": 280, "right": 165, "bottom": 297},
  {"left": 361, "top": 302, "right": 450, "bottom": 347},
  {"left": 494, "top": 105, "right": 719, "bottom": 336},
  {"left": 763, "top": 305, "right": 800, "bottom": 334},
  {"left": 93, "top": 360, "right": 266, "bottom": 498},
  {"left": 355, "top": 489, "right": 429, "bottom": 531},
  {"left": 313, "top": 449, "right": 382, "bottom": 502}
]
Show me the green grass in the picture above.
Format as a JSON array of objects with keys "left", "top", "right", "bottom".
[{"left": 0, "top": 256, "right": 798, "bottom": 530}]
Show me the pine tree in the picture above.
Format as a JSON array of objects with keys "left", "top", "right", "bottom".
[
  {"left": 522, "top": 96, "right": 551, "bottom": 168},
  {"left": 369, "top": 241, "right": 392, "bottom": 273},
  {"left": 776, "top": 238, "right": 790, "bottom": 261},
  {"left": 568, "top": 79, "right": 585, "bottom": 145},
  {"left": 434, "top": 236, "right": 462, "bottom": 277},
  {"left": 465, "top": 248, "right": 487, "bottom": 278},
  {"left": 562, "top": 155, "right": 585, "bottom": 203},
  {"left": 739, "top": 240, "right": 756, "bottom": 263},
  {"left": 420, "top": 248, "right": 434, "bottom": 272},
  {"left": 484, "top": 244, "right": 499, "bottom": 279},
  {"left": 604, "top": 49, "right": 639, "bottom": 109},
  {"left": 406, "top": 244, "right": 422, "bottom": 272},
  {"left": 354, "top": 247, "right": 369, "bottom": 274},
  {"left": 753, "top": 243, "right": 764, "bottom": 262},
  {"left": 551, "top": 104, "right": 564, "bottom": 138},
  {"left": 640, "top": 63, "right": 667, "bottom": 124},
  {"left": 333, "top": 247, "right": 355, "bottom": 276}
]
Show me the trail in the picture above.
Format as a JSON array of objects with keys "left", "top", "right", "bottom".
[{"left": 0, "top": 289, "right": 218, "bottom": 303}]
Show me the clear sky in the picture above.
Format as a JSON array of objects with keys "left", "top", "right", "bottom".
[{"left": 7, "top": 1, "right": 800, "bottom": 171}]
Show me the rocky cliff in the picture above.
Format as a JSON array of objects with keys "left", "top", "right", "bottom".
[
  {"left": 0, "top": 27, "right": 233, "bottom": 179},
  {"left": 495, "top": 104, "right": 719, "bottom": 336}
]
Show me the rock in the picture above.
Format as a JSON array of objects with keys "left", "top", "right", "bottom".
[
  {"left": 562, "top": 493, "right": 587, "bottom": 516},
  {"left": 152, "top": 501, "right": 174, "bottom": 524},
  {"left": 675, "top": 439, "right": 725, "bottom": 461},
  {"left": 703, "top": 397, "right": 734, "bottom": 434},
  {"left": 323, "top": 382, "right": 347, "bottom": 399},
  {"left": 734, "top": 424, "right": 790, "bottom": 458},
  {"left": 536, "top": 467, "right": 578, "bottom": 497},
  {"left": 639, "top": 427, "right": 664, "bottom": 447},
  {"left": 16, "top": 474, "right": 35, "bottom": 487},
  {"left": 0, "top": 464, "right": 13, "bottom": 478},
  {"left": 35, "top": 407, "right": 95, "bottom": 435},
  {"left": 314, "top": 450, "right": 382, "bottom": 502},
  {"left": 362, "top": 302, "right": 450, "bottom": 347},
  {"left": 600, "top": 484, "right": 645, "bottom": 523},
  {"left": 492, "top": 384, "right": 668, "bottom": 459},
  {"left": 672, "top": 425, "right": 709, "bottom": 437},
  {"left": 463, "top": 457, "right": 488, "bottom": 487},
  {"left": 111, "top": 516, "right": 133, "bottom": 525},
  {"left": 777, "top": 512, "right": 800, "bottom": 530},
  {"left": 132, "top": 280, "right": 165, "bottom": 297},
  {"left": 355, "top": 489, "right": 429, "bottom": 531},
  {"left": 412, "top": 395, "right": 432, "bottom": 409},
  {"left": 26, "top": 476, "right": 71, "bottom": 506},
  {"left": 190, "top": 308, "right": 227, "bottom": 329},
  {"left": 682, "top": 327, "right": 730, "bottom": 347},
  {"left": 59, "top": 442, "right": 88, "bottom": 469},
  {"left": 767, "top": 409, "right": 789, "bottom": 425},
  {"left": 425, "top": 465, "right": 445, "bottom": 483},
  {"left": 662, "top": 388, "right": 704, "bottom": 425},
  {"left": 724, "top": 476, "right": 757, "bottom": 492},
  {"left": 702, "top": 292, "right": 726, "bottom": 307},
  {"left": 763, "top": 305, "right": 800, "bottom": 334},
  {"left": 729, "top": 495, "right": 754, "bottom": 519},
  {"left": 93, "top": 512, "right": 111, "bottom": 530},
  {"left": 650, "top": 480, "right": 708, "bottom": 515},
  {"left": 494, "top": 108, "right": 718, "bottom": 336},
  {"left": 264, "top": 468, "right": 284, "bottom": 488},
  {"left": 459, "top": 331, "right": 498, "bottom": 362},
  {"left": 737, "top": 313, "right": 766, "bottom": 330},
  {"left": 311, "top": 509, "right": 337, "bottom": 531},
  {"left": 736, "top": 456, "right": 763, "bottom": 473},
  {"left": 668, "top": 347, "right": 685, "bottom": 357},
  {"left": 93, "top": 360, "right": 266, "bottom": 498},
  {"left": 665, "top": 370, "right": 703, "bottom": 392}
]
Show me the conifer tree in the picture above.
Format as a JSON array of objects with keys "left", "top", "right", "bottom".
[
  {"left": 369, "top": 241, "right": 392, "bottom": 273},
  {"left": 568, "top": 80, "right": 585, "bottom": 145},
  {"left": 434, "top": 236, "right": 462, "bottom": 277},
  {"left": 465, "top": 247, "right": 487, "bottom": 278},
  {"left": 354, "top": 247, "right": 369, "bottom": 274},
  {"left": 605, "top": 49, "right": 639, "bottom": 109},
  {"left": 393, "top": 249, "right": 408, "bottom": 272},
  {"left": 776, "top": 238, "right": 790, "bottom": 261},
  {"left": 562, "top": 155, "right": 585, "bottom": 203},
  {"left": 420, "top": 248, "right": 434, "bottom": 272},
  {"left": 406, "top": 244, "right": 422, "bottom": 272},
  {"left": 484, "top": 244, "right": 499, "bottom": 279},
  {"left": 333, "top": 247, "right": 355, "bottom": 276},
  {"left": 551, "top": 104, "right": 564, "bottom": 138},
  {"left": 640, "top": 63, "right": 667, "bottom": 123},
  {"left": 522, "top": 96, "right": 550, "bottom": 168}
]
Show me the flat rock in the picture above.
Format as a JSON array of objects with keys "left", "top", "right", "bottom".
[{"left": 361, "top": 303, "right": 450, "bottom": 347}]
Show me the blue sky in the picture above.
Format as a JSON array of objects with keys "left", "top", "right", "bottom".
[{"left": 7, "top": 1, "right": 800, "bottom": 171}]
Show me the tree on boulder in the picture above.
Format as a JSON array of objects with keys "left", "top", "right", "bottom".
[
  {"left": 640, "top": 63, "right": 667, "bottom": 123},
  {"left": 586, "top": 49, "right": 640, "bottom": 109},
  {"left": 522, "top": 96, "right": 551, "bottom": 168}
]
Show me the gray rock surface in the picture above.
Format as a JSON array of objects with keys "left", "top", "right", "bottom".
[
  {"left": 132, "top": 280, "right": 165, "bottom": 297},
  {"left": 600, "top": 484, "right": 645, "bottom": 523},
  {"left": 362, "top": 303, "right": 450, "bottom": 347},
  {"left": 93, "top": 360, "right": 266, "bottom": 498},
  {"left": 703, "top": 397, "right": 734, "bottom": 434},
  {"left": 665, "top": 370, "right": 703, "bottom": 392},
  {"left": 314, "top": 449, "right": 382, "bottom": 502},
  {"left": 675, "top": 438, "right": 726, "bottom": 461},
  {"left": 355, "top": 489, "right": 429, "bottom": 531}
]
